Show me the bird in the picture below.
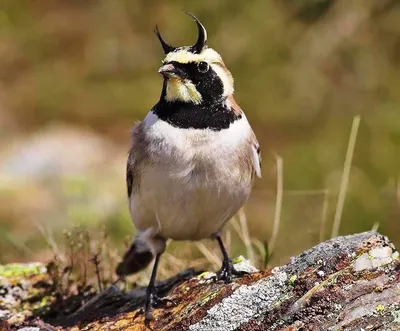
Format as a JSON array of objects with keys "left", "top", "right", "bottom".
[{"left": 116, "top": 12, "right": 261, "bottom": 321}]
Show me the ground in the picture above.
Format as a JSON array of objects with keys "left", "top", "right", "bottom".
[{"left": 0, "top": 231, "right": 399, "bottom": 330}]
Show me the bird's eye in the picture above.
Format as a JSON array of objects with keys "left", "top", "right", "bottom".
[{"left": 197, "top": 61, "right": 209, "bottom": 73}]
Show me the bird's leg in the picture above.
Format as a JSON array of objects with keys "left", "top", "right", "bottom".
[
  {"left": 215, "top": 235, "right": 248, "bottom": 283},
  {"left": 139, "top": 253, "right": 175, "bottom": 321}
]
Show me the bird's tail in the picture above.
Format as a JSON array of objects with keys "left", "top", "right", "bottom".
[{"left": 116, "top": 236, "right": 154, "bottom": 276}]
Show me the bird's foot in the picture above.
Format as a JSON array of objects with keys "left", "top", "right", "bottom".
[
  {"left": 216, "top": 258, "right": 249, "bottom": 284},
  {"left": 138, "top": 289, "right": 177, "bottom": 322}
]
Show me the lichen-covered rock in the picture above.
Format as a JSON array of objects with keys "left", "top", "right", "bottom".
[
  {"left": 1, "top": 231, "right": 399, "bottom": 330},
  {"left": 0, "top": 263, "right": 55, "bottom": 329}
]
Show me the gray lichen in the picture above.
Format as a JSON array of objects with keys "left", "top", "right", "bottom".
[
  {"left": 2, "top": 231, "right": 398, "bottom": 331},
  {"left": 189, "top": 271, "right": 288, "bottom": 331}
]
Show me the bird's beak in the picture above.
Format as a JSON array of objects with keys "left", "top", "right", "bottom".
[{"left": 158, "top": 63, "right": 182, "bottom": 78}]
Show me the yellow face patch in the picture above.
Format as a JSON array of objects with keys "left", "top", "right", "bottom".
[
  {"left": 163, "top": 47, "right": 234, "bottom": 102},
  {"left": 165, "top": 78, "right": 202, "bottom": 105},
  {"left": 164, "top": 48, "right": 222, "bottom": 64}
]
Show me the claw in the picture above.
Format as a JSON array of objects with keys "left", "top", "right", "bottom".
[
  {"left": 145, "top": 309, "right": 155, "bottom": 322},
  {"left": 216, "top": 259, "right": 249, "bottom": 283},
  {"left": 136, "top": 291, "right": 176, "bottom": 322}
]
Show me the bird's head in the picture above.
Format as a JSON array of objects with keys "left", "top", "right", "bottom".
[{"left": 155, "top": 12, "right": 234, "bottom": 106}]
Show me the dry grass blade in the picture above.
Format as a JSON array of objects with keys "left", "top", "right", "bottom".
[
  {"left": 195, "top": 242, "right": 221, "bottom": 267},
  {"left": 225, "top": 229, "right": 231, "bottom": 255},
  {"left": 331, "top": 115, "right": 361, "bottom": 238},
  {"left": 231, "top": 217, "right": 245, "bottom": 243},
  {"left": 162, "top": 252, "right": 187, "bottom": 270},
  {"left": 238, "top": 209, "right": 255, "bottom": 265},
  {"left": 36, "top": 223, "right": 66, "bottom": 264},
  {"left": 319, "top": 189, "right": 330, "bottom": 242},
  {"left": 284, "top": 189, "right": 327, "bottom": 196},
  {"left": 371, "top": 222, "right": 380, "bottom": 232},
  {"left": 252, "top": 238, "right": 266, "bottom": 268},
  {"left": 4, "top": 233, "right": 33, "bottom": 258},
  {"left": 269, "top": 154, "right": 283, "bottom": 253}
]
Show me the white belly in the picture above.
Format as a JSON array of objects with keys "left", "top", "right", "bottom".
[
  {"left": 131, "top": 162, "right": 251, "bottom": 240},
  {"left": 130, "top": 112, "right": 254, "bottom": 240}
]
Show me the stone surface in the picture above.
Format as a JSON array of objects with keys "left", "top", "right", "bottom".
[{"left": 0, "top": 231, "right": 399, "bottom": 330}]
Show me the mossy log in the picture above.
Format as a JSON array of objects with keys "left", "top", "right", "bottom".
[{"left": 1, "top": 231, "right": 399, "bottom": 331}]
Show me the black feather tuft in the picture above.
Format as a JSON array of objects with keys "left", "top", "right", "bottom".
[{"left": 116, "top": 240, "right": 154, "bottom": 276}]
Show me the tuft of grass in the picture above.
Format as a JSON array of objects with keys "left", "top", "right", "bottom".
[{"left": 39, "top": 225, "right": 122, "bottom": 299}]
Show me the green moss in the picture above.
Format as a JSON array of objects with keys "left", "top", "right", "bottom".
[
  {"left": 272, "top": 293, "right": 293, "bottom": 310},
  {"left": 199, "top": 291, "right": 219, "bottom": 306},
  {"left": 21, "top": 295, "right": 52, "bottom": 311},
  {"left": 197, "top": 271, "right": 213, "bottom": 279},
  {"left": 376, "top": 304, "right": 385, "bottom": 312},
  {"left": 288, "top": 275, "right": 297, "bottom": 285},
  {"left": 39, "top": 296, "right": 51, "bottom": 307},
  {"left": 232, "top": 255, "right": 245, "bottom": 264},
  {"left": 0, "top": 263, "right": 45, "bottom": 278}
]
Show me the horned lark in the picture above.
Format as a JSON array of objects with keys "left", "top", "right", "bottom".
[{"left": 116, "top": 12, "right": 261, "bottom": 320}]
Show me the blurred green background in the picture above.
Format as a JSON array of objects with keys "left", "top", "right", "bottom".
[{"left": 0, "top": 0, "right": 399, "bottom": 275}]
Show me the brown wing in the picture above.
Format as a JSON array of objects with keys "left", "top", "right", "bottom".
[
  {"left": 250, "top": 132, "right": 262, "bottom": 178},
  {"left": 120, "top": 122, "right": 155, "bottom": 276},
  {"left": 126, "top": 151, "right": 134, "bottom": 197},
  {"left": 227, "top": 95, "right": 262, "bottom": 178},
  {"left": 126, "top": 122, "right": 148, "bottom": 198}
]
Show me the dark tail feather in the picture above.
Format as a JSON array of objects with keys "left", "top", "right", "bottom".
[{"left": 116, "top": 238, "right": 154, "bottom": 276}]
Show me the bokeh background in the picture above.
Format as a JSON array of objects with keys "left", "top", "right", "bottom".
[{"left": 0, "top": 0, "right": 399, "bottom": 280}]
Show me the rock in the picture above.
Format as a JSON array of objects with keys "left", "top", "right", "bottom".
[
  {"left": 0, "top": 263, "right": 53, "bottom": 329},
  {"left": 1, "top": 231, "right": 399, "bottom": 330},
  {"left": 0, "top": 310, "right": 12, "bottom": 320}
]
